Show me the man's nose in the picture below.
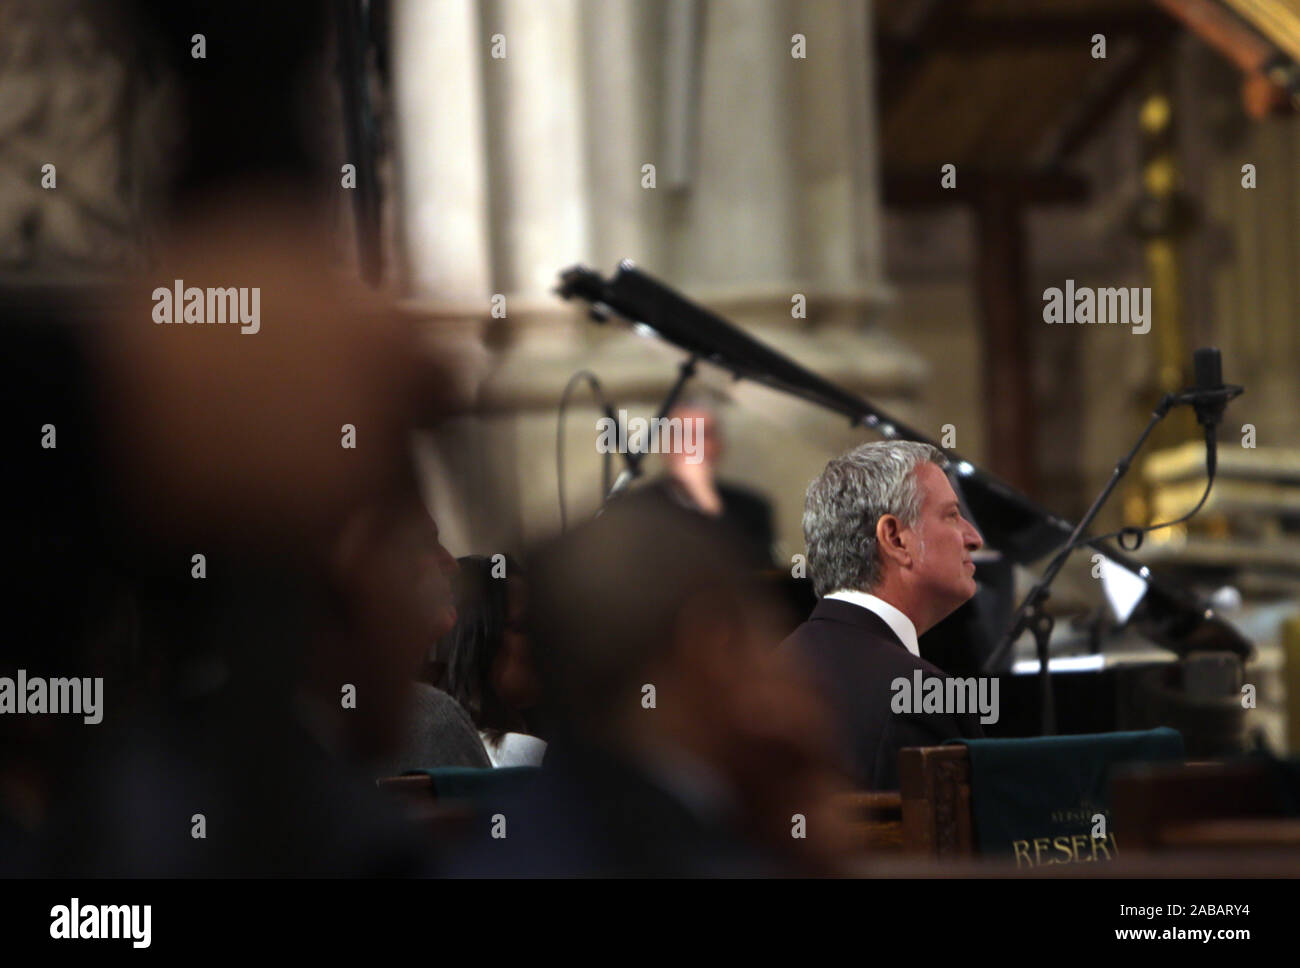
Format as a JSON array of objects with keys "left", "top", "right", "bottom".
[{"left": 963, "top": 518, "right": 984, "bottom": 551}]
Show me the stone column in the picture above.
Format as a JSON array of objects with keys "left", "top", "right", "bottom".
[
  {"left": 393, "top": 0, "right": 492, "bottom": 302},
  {"left": 396, "top": 0, "right": 922, "bottom": 557},
  {"left": 392, "top": 0, "right": 499, "bottom": 553},
  {"left": 480, "top": 0, "right": 589, "bottom": 297}
]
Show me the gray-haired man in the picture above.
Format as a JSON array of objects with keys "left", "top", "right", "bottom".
[{"left": 780, "top": 441, "right": 986, "bottom": 790}]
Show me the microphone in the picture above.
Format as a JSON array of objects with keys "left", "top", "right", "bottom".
[
  {"left": 1104, "top": 348, "right": 1243, "bottom": 552},
  {"left": 1191, "top": 347, "right": 1228, "bottom": 428},
  {"left": 1193, "top": 348, "right": 1224, "bottom": 479},
  {"left": 1184, "top": 348, "right": 1242, "bottom": 479}
]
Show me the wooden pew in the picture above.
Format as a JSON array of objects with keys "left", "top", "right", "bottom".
[
  {"left": 897, "top": 746, "right": 1300, "bottom": 861},
  {"left": 385, "top": 755, "right": 1298, "bottom": 863},
  {"left": 1111, "top": 759, "right": 1293, "bottom": 850},
  {"left": 898, "top": 745, "right": 974, "bottom": 857},
  {"left": 1155, "top": 818, "right": 1300, "bottom": 849},
  {"left": 387, "top": 775, "right": 910, "bottom": 858},
  {"left": 833, "top": 790, "right": 904, "bottom": 852},
  {"left": 377, "top": 774, "right": 435, "bottom": 797},
  {"left": 376, "top": 774, "right": 474, "bottom": 840}
]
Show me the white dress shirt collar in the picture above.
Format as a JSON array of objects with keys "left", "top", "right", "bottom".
[{"left": 823, "top": 589, "right": 921, "bottom": 658}]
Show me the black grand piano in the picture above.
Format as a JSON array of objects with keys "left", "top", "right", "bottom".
[{"left": 557, "top": 261, "right": 1254, "bottom": 754}]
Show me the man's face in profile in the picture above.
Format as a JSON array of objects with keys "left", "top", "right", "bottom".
[
  {"left": 343, "top": 501, "right": 459, "bottom": 679},
  {"left": 401, "top": 508, "right": 460, "bottom": 653},
  {"left": 331, "top": 501, "right": 459, "bottom": 759},
  {"left": 908, "top": 462, "right": 983, "bottom": 616}
]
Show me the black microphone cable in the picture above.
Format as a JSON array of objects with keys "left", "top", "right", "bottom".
[
  {"left": 1093, "top": 422, "right": 1218, "bottom": 553},
  {"left": 557, "top": 370, "right": 614, "bottom": 532}
]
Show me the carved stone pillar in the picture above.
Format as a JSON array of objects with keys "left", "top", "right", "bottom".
[{"left": 394, "top": 0, "right": 921, "bottom": 556}]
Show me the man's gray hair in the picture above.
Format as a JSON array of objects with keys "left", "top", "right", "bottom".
[{"left": 802, "top": 440, "right": 948, "bottom": 597}]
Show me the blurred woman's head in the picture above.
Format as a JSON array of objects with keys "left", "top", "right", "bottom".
[{"left": 435, "top": 556, "right": 538, "bottom": 739}]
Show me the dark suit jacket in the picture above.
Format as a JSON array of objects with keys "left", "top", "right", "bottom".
[{"left": 780, "top": 598, "right": 985, "bottom": 791}]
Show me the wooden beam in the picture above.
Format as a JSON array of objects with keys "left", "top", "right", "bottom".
[
  {"left": 1242, "top": 68, "right": 1295, "bottom": 116},
  {"left": 1155, "top": 0, "right": 1296, "bottom": 117},
  {"left": 883, "top": 169, "right": 1090, "bottom": 209},
  {"left": 973, "top": 190, "right": 1037, "bottom": 496},
  {"left": 878, "top": 0, "right": 970, "bottom": 113},
  {"left": 1156, "top": 0, "right": 1277, "bottom": 72},
  {"left": 1038, "top": 19, "right": 1180, "bottom": 166},
  {"left": 1222, "top": 0, "right": 1300, "bottom": 67}
]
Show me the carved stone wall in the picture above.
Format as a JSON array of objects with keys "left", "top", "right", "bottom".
[{"left": 0, "top": 0, "right": 179, "bottom": 278}]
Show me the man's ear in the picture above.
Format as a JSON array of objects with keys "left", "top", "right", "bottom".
[{"left": 875, "top": 514, "right": 911, "bottom": 569}]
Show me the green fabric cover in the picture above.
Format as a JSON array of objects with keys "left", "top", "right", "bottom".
[
  {"left": 403, "top": 766, "right": 540, "bottom": 802},
  {"left": 947, "top": 727, "right": 1184, "bottom": 866}
]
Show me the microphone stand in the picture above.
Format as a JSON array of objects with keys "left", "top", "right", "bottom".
[
  {"left": 603, "top": 354, "right": 699, "bottom": 503},
  {"left": 983, "top": 392, "right": 1179, "bottom": 734}
]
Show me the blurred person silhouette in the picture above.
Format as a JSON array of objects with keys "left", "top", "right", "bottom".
[
  {"left": 42, "top": 459, "right": 466, "bottom": 875},
  {"left": 442, "top": 493, "right": 859, "bottom": 876},
  {"left": 0, "top": 292, "right": 148, "bottom": 875},
  {"left": 339, "top": 488, "right": 491, "bottom": 776},
  {"left": 643, "top": 391, "right": 776, "bottom": 570},
  {"left": 33, "top": 0, "right": 475, "bottom": 875},
  {"left": 434, "top": 555, "right": 545, "bottom": 767}
]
